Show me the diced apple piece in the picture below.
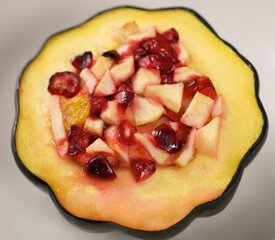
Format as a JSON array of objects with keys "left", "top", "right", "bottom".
[
  {"left": 110, "top": 55, "right": 135, "bottom": 86},
  {"left": 105, "top": 126, "right": 130, "bottom": 165},
  {"left": 144, "top": 83, "right": 184, "bottom": 113},
  {"left": 94, "top": 70, "right": 117, "bottom": 97},
  {"left": 132, "top": 96, "right": 164, "bottom": 126},
  {"left": 123, "top": 106, "right": 135, "bottom": 125},
  {"left": 134, "top": 133, "right": 169, "bottom": 165},
  {"left": 86, "top": 138, "right": 114, "bottom": 155},
  {"left": 100, "top": 100, "right": 121, "bottom": 125},
  {"left": 84, "top": 117, "right": 104, "bottom": 137},
  {"left": 80, "top": 68, "right": 98, "bottom": 94},
  {"left": 91, "top": 56, "right": 114, "bottom": 79},
  {"left": 175, "top": 128, "right": 196, "bottom": 167},
  {"left": 127, "top": 26, "right": 156, "bottom": 42},
  {"left": 174, "top": 42, "right": 190, "bottom": 65},
  {"left": 112, "top": 21, "right": 140, "bottom": 43},
  {"left": 195, "top": 117, "right": 221, "bottom": 157},
  {"left": 212, "top": 96, "right": 224, "bottom": 119},
  {"left": 116, "top": 44, "right": 131, "bottom": 56},
  {"left": 173, "top": 67, "right": 203, "bottom": 83},
  {"left": 132, "top": 68, "right": 161, "bottom": 94},
  {"left": 49, "top": 95, "right": 68, "bottom": 157},
  {"left": 181, "top": 92, "right": 214, "bottom": 128}
]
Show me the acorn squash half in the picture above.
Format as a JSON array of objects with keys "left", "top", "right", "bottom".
[{"left": 12, "top": 6, "right": 268, "bottom": 235}]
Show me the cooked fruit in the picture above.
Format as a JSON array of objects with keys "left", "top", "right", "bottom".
[
  {"left": 112, "top": 21, "right": 139, "bottom": 43},
  {"left": 132, "top": 96, "right": 164, "bottom": 126},
  {"left": 79, "top": 68, "right": 98, "bottom": 94},
  {"left": 86, "top": 155, "right": 116, "bottom": 178},
  {"left": 102, "top": 50, "right": 120, "bottom": 62},
  {"left": 91, "top": 56, "right": 114, "bottom": 79},
  {"left": 127, "top": 26, "right": 156, "bottom": 42},
  {"left": 181, "top": 92, "right": 215, "bottom": 128},
  {"left": 14, "top": 7, "right": 267, "bottom": 234},
  {"left": 71, "top": 51, "right": 93, "bottom": 72},
  {"left": 114, "top": 90, "right": 134, "bottom": 107},
  {"left": 162, "top": 28, "right": 179, "bottom": 43},
  {"left": 134, "top": 132, "right": 169, "bottom": 165},
  {"left": 48, "top": 71, "right": 80, "bottom": 98},
  {"left": 49, "top": 95, "right": 68, "bottom": 157},
  {"left": 86, "top": 138, "right": 114, "bottom": 155},
  {"left": 195, "top": 117, "right": 221, "bottom": 157},
  {"left": 117, "top": 120, "right": 137, "bottom": 145},
  {"left": 61, "top": 94, "right": 91, "bottom": 131},
  {"left": 110, "top": 55, "right": 135, "bottom": 86},
  {"left": 84, "top": 117, "right": 104, "bottom": 137},
  {"left": 100, "top": 100, "right": 121, "bottom": 125},
  {"left": 173, "top": 66, "right": 202, "bottom": 83},
  {"left": 144, "top": 83, "right": 184, "bottom": 113},
  {"left": 94, "top": 70, "right": 117, "bottom": 97},
  {"left": 175, "top": 128, "right": 196, "bottom": 166},
  {"left": 131, "top": 159, "right": 156, "bottom": 181},
  {"left": 212, "top": 96, "right": 224, "bottom": 119},
  {"left": 132, "top": 68, "right": 161, "bottom": 94}
]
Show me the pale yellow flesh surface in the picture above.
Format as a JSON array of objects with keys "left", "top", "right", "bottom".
[{"left": 16, "top": 8, "right": 264, "bottom": 231}]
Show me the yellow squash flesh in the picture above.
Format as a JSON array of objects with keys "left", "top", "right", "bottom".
[{"left": 15, "top": 7, "right": 264, "bottom": 231}]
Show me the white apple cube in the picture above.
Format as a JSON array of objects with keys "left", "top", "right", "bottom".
[
  {"left": 94, "top": 70, "right": 117, "bottom": 97},
  {"left": 212, "top": 96, "right": 224, "bottom": 119},
  {"left": 100, "top": 100, "right": 121, "bottom": 125},
  {"left": 173, "top": 67, "right": 203, "bottom": 83},
  {"left": 127, "top": 26, "right": 156, "bottom": 42},
  {"left": 132, "top": 68, "right": 161, "bottom": 94},
  {"left": 112, "top": 21, "right": 140, "bottom": 43},
  {"left": 49, "top": 95, "right": 68, "bottom": 157},
  {"left": 80, "top": 68, "right": 98, "bottom": 94},
  {"left": 181, "top": 92, "right": 214, "bottom": 128},
  {"left": 175, "top": 128, "right": 196, "bottom": 167},
  {"left": 134, "top": 133, "right": 169, "bottom": 165},
  {"left": 110, "top": 55, "right": 135, "bottom": 86},
  {"left": 132, "top": 96, "right": 164, "bottom": 126},
  {"left": 104, "top": 126, "right": 130, "bottom": 165},
  {"left": 144, "top": 83, "right": 184, "bottom": 113},
  {"left": 91, "top": 56, "right": 114, "bottom": 79},
  {"left": 195, "top": 117, "right": 221, "bottom": 157},
  {"left": 86, "top": 138, "right": 114, "bottom": 155},
  {"left": 84, "top": 117, "right": 104, "bottom": 137},
  {"left": 174, "top": 42, "right": 190, "bottom": 65}
]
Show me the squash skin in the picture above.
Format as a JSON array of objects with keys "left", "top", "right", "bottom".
[{"left": 11, "top": 6, "right": 268, "bottom": 238}]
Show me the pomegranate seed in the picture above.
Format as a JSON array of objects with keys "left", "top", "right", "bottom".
[
  {"left": 114, "top": 90, "right": 134, "bottom": 107},
  {"left": 162, "top": 28, "right": 179, "bottom": 43},
  {"left": 68, "top": 125, "right": 97, "bottom": 156},
  {"left": 86, "top": 155, "right": 116, "bottom": 179},
  {"left": 102, "top": 50, "right": 120, "bottom": 62},
  {"left": 152, "top": 123, "right": 181, "bottom": 153},
  {"left": 48, "top": 71, "right": 80, "bottom": 98},
  {"left": 71, "top": 51, "right": 93, "bottom": 72},
  {"left": 131, "top": 159, "right": 156, "bottom": 181},
  {"left": 89, "top": 96, "right": 107, "bottom": 116},
  {"left": 117, "top": 120, "right": 137, "bottom": 145}
]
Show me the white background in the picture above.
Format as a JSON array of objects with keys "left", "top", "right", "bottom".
[{"left": 0, "top": 0, "right": 274, "bottom": 239}]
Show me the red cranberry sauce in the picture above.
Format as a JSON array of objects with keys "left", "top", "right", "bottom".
[
  {"left": 131, "top": 159, "right": 156, "bottom": 182},
  {"left": 71, "top": 51, "right": 93, "bottom": 72},
  {"left": 184, "top": 77, "right": 217, "bottom": 100},
  {"left": 48, "top": 71, "right": 80, "bottom": 98},
  {"left": 86, "top": 155, "right": 116, "bottom": 179},
  {"left": 89, "top": 96, "right": 107, "bottom": 116}
]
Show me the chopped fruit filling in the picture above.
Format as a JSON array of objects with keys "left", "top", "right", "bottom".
[
  {"left": 47, "top": 23, "right": 224, "bottom": 182},
  {"left": 71, "top": 51, "right": 93, "bottom": 72},
  {"left": 86, "top": 155, "right": 116, "bottom": 179}
]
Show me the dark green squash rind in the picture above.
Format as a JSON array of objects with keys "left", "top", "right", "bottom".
[{"left": 11, "top": 6, "right": 268, "bottom": 239}]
